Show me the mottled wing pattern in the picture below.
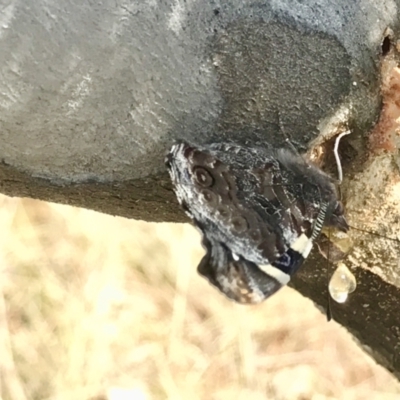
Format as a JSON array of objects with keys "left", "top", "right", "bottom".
[
  {"left": 166, "top": 141, "right": 348, "bottom": 303},
  {"left": 198, "top": 236, "right": 282, "bottom": 304}
]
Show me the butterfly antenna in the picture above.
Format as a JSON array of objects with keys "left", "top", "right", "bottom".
[
  {"left": 333, "top": 130, "right": 351, "bottom": 184},
  {"left": 348, "top": 225, "right": 400, "bottom": 242}
]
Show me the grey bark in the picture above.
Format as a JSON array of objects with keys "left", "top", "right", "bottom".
[{"left": 1, "top": 0, "right": 400, "bottom": 379}]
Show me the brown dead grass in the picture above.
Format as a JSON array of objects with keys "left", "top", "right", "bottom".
[{"left": 0, "top": 194, "right": 399, "bottom": 400}]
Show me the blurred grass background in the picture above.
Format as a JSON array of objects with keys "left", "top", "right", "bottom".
[{"left": 1, "top": 194, "right": 400, "bottom": 400}]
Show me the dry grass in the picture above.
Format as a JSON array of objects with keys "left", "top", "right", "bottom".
[{"left": 0, "top": 194, "right": 399, "bottom": 400}]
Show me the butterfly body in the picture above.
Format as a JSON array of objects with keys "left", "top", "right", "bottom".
[{"left": 166, "top": 142, "right": 348, "bottom": 303}]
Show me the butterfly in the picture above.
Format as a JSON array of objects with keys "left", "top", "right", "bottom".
[{"left": 166, "top": 141, "right": 349, "bottom": 304}]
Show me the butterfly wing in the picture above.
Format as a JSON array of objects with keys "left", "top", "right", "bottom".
[
  {"left": 167, "top": 141, "right": 347, "bottom": 302},
  {"left": 197, "top": 236, "right": 283, "bottom": 304}
]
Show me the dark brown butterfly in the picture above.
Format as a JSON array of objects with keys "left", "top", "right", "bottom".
[{"left": 166, "top": 142, "right": 349, "bottom": 303}]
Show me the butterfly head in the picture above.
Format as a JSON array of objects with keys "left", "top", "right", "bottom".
[{"left": 328, "top": 201, "right": 349, "bottom": 233}]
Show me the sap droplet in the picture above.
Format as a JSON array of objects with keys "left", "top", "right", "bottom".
[{"left": 328, "top": 262, "right": 357, "bottom": 303}]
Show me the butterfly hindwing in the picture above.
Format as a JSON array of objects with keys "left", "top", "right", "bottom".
[{"left": 198, "top": 236, "right": 283, "bottom": 304}]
